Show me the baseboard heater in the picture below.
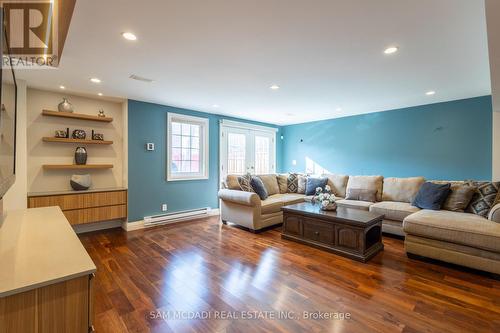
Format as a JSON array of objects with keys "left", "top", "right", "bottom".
[{"left": 144, "top": 207, "right": 211, "bottom": 227}]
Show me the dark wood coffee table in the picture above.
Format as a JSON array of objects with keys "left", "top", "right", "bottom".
[{"left": 281, "top": 202, "right": 384, "bottom": 262}]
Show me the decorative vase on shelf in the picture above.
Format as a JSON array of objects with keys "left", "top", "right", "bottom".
[
  {"left": 74, "top": 147, "right": 87, "bottom": 165},
  {"left": 58, "top": 98, "right": 74, "bottom": 113},
  {"left": 70, "top": 174, "right": 91, "bottom": 191}
]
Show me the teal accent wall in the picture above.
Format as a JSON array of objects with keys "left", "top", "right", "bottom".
[
  {"left": 281, "top": 96, "right": 493, "bottom": 181},
  {"left": 128, "top": 100, "right": 283, "bottom": 221}
]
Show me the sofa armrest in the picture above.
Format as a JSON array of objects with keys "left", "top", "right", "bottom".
[
  {"left": 488, "top": 203, "right": 500, "bottom": 223},
  {"left": 218, "top": 189, "right": 260, "bottom": 207}
]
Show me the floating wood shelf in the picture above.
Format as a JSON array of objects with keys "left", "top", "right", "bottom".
[
  {"left": 42, "top": 137, "right": 113, "bottom": 145},
  {"left": 43, "top": 164, "right": 113, "bottom": 170},
  {"left": 42, "top": 110, "right": 113, "bottom": 122}
]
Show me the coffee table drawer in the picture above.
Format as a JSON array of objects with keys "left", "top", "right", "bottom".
[{"left": 303, "top": 219, "right": 334, "bottom": 245}]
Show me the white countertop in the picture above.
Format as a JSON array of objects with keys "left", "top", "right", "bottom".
[{"left": 0, "top": 207, "right": 96, "bottom": 297}]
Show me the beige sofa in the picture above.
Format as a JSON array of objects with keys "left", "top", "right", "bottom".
[{"left": 218, "top": 173, "right": 500, "bottom": 274}]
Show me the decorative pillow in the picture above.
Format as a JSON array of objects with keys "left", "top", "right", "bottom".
[
  {"left": 250, "top": 176, "right": 268, "bottom": 200},
  {"left": 322, "top": 174, "right": 349, "bottom": 197},
  {"left": 465, "top": 181, "right": 500, "bottom": 217},
  {"left": 287, "top": 173, "right": 299, "bottom": 193},
  {"left": 297, "top": 175, "right": 308, "bottom": 194},
  {"left": 382, "top": 177, "right": 425, "bottom": 203},
  {"left": 305, "top": 177, "right": 328, "bottom": 196},
  {"left": 237, "top": 174, "right": 254, "bottom": 192},
  {"left": 345, "top": 188, "right": 377, "bottom": 202},
  {"left": 277, "top": 174, "right": 289, "bottom": 194},
  {"left": 346, "top": 175, "right": 384, "bottom": 201},
  {"left": 258, "top": 174, "right": 280, "bottom": 196},
  {"left": 412, "top": 182, "right": 451, "bottom": 210},
  {"left": 442, "top": 184, "right": 476, "bottom": 212}
]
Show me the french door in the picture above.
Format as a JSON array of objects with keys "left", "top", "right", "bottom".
[{"left": 220, "top": 120, "right": 276, "bottom": 182}]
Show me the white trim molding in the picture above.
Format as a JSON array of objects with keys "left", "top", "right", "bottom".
[
  {"left": 220, "top": 119, "right": 278, "bottom": 133},
  {"left": 167, "top": 112, "right": 209, "bottom": 181}
]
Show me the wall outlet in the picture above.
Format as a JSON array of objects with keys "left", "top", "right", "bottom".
[
  {"left": 161, "top": 204, "right": 168, "bottom": 212},
  {"left": 146, "top": 143, "right": 155, "bottom": 151}
]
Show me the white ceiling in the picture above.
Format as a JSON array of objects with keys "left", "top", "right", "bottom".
[{"left": 18, "top": 0, "right": 491, "bottom": 125}]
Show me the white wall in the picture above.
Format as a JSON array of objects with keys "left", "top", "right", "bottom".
[
  {"left": 27, "top": 89, "right": 125, "bottom": 193},
  {"left": 4, "top": 80, "right": 28, "bottom": 211},
  {"left": 486, "top": 0, "right": 500, "bottom": 180}
]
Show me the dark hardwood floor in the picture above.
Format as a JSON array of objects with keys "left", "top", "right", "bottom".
[{"left": 79, "top": 216, "right": 500, "bottom": 333}]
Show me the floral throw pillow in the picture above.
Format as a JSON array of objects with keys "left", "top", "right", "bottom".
[
  {"left": 465, "top": 181, "right": 500, "bottom": 217},
  {"left": 237, "top": 173, "right": 254, "bottom": 192}
]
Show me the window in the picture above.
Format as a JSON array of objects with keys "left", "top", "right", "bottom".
[{"left": 167, "top": 113, "right": 209, "bottom": 181}]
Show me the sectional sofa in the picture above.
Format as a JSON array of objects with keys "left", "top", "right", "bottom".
[{"left": 218, "top": 174, "right": 500, "bottom": 274}]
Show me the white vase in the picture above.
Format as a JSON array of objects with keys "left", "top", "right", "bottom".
[
  {"left": 321, "top": 201, "right": 337, "bottom": 211},
  {"left": 58, "top": 98, "right": 74, "bottom": 113}
]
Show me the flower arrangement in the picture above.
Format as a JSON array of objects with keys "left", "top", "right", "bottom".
[{"left": 314, "top": 185, "right": 337, "bottom": 211}]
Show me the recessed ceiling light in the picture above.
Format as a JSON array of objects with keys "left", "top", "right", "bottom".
[
  {"left": 122, "top": 32, "right": 137, "bottom": 41},
  {"left": 384, "top": 46, "right": 399, "bottom": 54},
  {"left": 90, "top": 78, "right": 101, "bottom": 83},
  {"left": 426, "top": 90, "right": 436, "bottom": 96},
  {"left": 98, "top": 93, "right": 103, "bottom": 96},
  {"left": 212, "top": 104, "right": 219, "bottom": 108},
  {"left": 59, "top": 85, "right": 65, "bottom": 90},
  {"left": 270, "top": 84, "right": 280, "bottom": 90},
  {"left": 336, "top": 107, "right": 342, "bottom": 112}
]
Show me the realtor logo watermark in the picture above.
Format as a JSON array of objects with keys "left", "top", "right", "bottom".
[{"left": 2, "top": 0, "right": 58, "bottom": 68}]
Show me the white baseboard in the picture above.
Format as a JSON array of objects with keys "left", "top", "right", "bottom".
[
  {"left": 73, "top": 220, "right": 123, "bottom": 234},
  {"left": 122, "top": 208, "right": 220, "bottom": 232}
]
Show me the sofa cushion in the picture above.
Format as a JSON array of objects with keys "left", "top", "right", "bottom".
[
  {"left": 297, "top": 175, "right": 308, "bottom": 194},
  {"left": 261, "top": 195, "right": 284, "bottom": 214},
  {"left": 305, "top": 177, "right": 328, "bottom": 195},
  {"left": 287, "top": 173, "right": 299, "bottom": 193},
  {"left": 277, "top": 174, "right": 289, "bottom": 194},
  {"left": 225, "top": 175, "right": 241, "bottom": 190},
  {"left": 336, "top": 199, "right": 374, "bottom": 211},
  {"left": 237, "top": 174, "right": 254, "bottom": 192},
  {"left": 370, "top": 201, "right": 420, "bottom": 222},
  {"left": 251, "top": 177, "right": 268, "bottom": 200},
  {"left": 258, "top": 174, "right": 280, "bottom": 196},
  {"left": 412, "top": 182, "right": 451, "bottom": 210},
  {"left": 442, "top": 183, "right": 476, "bottom": 212},
  {"left": 465, "top": 181, "right": 500, "bottom": 217},
  {"left": 281, "top": 193, "right": 307, "bottom": 206},
  {"left": 382, "top": 177, "right": 425, "bottom": 203},
  {"left": 322, "top": 174, "right": 349, "bottom": 197},
  {"left": 346, "top": 175, "right": 384, "bottom": 201},
  {"left": 345, "top": 188, "right": 377, "bottom": 202},
  {"left": 403, "top": 210, "right": 500, "bottom": 253}
]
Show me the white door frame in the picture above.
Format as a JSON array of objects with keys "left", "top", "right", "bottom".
[{"left": 219, "top": 120, "right": 277, "bottom": 185}]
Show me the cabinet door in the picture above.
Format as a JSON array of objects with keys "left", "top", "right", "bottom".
[{"left": 283, "top": 215, "right": 303, "bottom": 237}]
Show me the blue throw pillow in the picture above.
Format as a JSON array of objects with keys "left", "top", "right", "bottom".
[
  {"left": 305, "top": 177, "right": 328, "bottom": 196},
  {"left": 251, "top": 176, "right": 268, "bottom": 200},
  {"left": 412, "top": 182, "right": 451, "bottom": 210}
]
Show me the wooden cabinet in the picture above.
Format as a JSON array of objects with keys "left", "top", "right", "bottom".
[
  {"left": 28, "top": 189, "right": 127, "bottom": 225},
  {"left": 0, "top": 207, "right": 96, "bottom": 333}
]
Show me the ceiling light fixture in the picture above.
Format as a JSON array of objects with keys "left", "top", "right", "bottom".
[
  {"left": 59, "top": 85, "right": 65, "bottom": 90},
  {"left": 90, "top": 78, "right": 101, "bottom": 83},
  {"left": 270, "top": 84, "right": 280, "bottom": 90},
  {"left": 426, "top": 90, "right": 436, "bottom": 96},
  {"left": 336, "top": 107, "right": 342, "bottom": 112},
  {"left": 212, "top": 104, "right": 219, "bottom": 108},
  {"left": 384, "top": 46, "right": 399, "bottom": 54},
  {"left": 98, "top": 93, "right": 103, "bottom": 96},
  {"left": 122, "top": 32, "right": 137, "bottom": 41}
]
